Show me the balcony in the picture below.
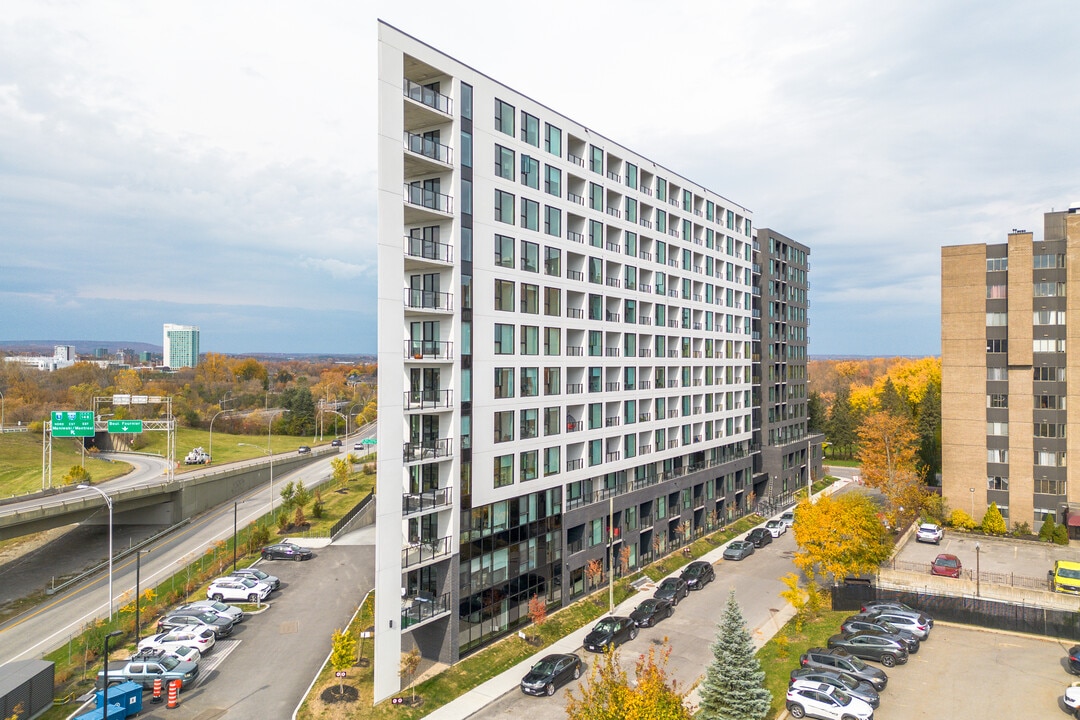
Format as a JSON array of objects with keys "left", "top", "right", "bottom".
[
  {"left": 606, "top": 207, "right": 621, "bottom": 219},
  {"left": 402, "top": 487, "right": 453, "bottom": 515},
  {"left": 567, "top": 192, "right": 584, "bottom": 205},
  {"left": 605, "top": 451, "right": 621, "bottom": 462},
  {"left": 404, "top": 235, "right": 453, "bottom": 265},
  {"left": 567, "top": 345, "right": 584, "bottom": 356},
  {"left": 605, "top": 417, "right": 620, "bottom": 427},
  {"left": 638, "top": 444, "right": 652, "bottom": 455},
  {"left": 403, "top": 388, "right": 453, "bottom": 411},
  {"left": 567, "top": 383, "right": 583, "bottom": 394},
  {"left": 605, "top": 382, "right": 620, "bottom": 392},
  {"left": 568, "top": 231, "right": 584, "bottom": 244},
  {"left": 607, "top": 171, "right": 621, "bottom": 182},
  {"left": 404, "top": 132, "right": 453, "bottom": 165},
  {"left": 403, "top": 184, "right": 453, "bottom": 219},
  {"left": 638, "top": 413, "right": 652, "bottom": 422},
  {"left": 605, "top": 347, "right": 620, "bottom": 357},
  {"left": 566, "top": 458, "right": 584, "bottom": 471},
  {"left": 404, "top": 339, "right": 454, "bottom": 361},
  {"left": 567, "top": 269, "right": 584, "bottom": 281},
  {"left": 401, "top": 591, "right": 451, "bottom": 629},
  {"left": 567, "top": 420, "right": 584, "bottom": 432},
  {"left": 401, "top": 535, "right": 453, "bottom": 569},
  {"left": 568, "top": 152, "right": 584, "bottom": 167},
  {"left": 605, "top": 277, "right": 620, "bottom": 288},
  {"left": 404, "top": 77, "right": 451, "bottom": 114},
  {"left": 402, "top": 437, "right": 453, "bottom": 463},
  {"left": 404, "top": 289, "right": 454, "bottom": 313}
]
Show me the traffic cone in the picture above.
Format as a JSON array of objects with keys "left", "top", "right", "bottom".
[
  {"left": 151, "top": 678, "right": 163, "bottom": 703},
  {"left": 167, "top": 679, "right": 180, "bottom": 708}
]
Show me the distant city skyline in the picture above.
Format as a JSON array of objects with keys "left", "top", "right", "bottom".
[{"left": 2, "top": 2, "right": 1077, "bottom": 354}]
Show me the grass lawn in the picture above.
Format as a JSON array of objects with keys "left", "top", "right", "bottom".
[
  {"left": 140, "top": 427, "right": 337, "bottom": 471},
  {"left": 755, "top": 607, "right": 852, "bottom": 718},
  {"left": 0, "top": 432, "right": 131, "bottom": 495}
]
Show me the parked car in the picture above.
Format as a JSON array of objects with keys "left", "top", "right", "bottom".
[
  {"left": 231, "top": 567, "right": 281, "bottom": 591},
  {"left": 206, "top": 577, "right": 271, "bottom": 603},
  {"left": 1069, "top": 645, "right": 1080, "bottom": 674},
  {"left": 915, "top": 522, "right": 944, "bottom": 544},
  {"left": 261, "top": 542, "right": 313, "bottom": 561},
  {"left": 297, "top": 445, "right": 312, "bottom": 454},
  {"left": 177, "top": 600, "right": 245, "bottom": 625},
  {"left": 860, "top": 601, "right": 930, "bottom": 622},
  {"left": 520, "top": 653, "right": 582, "bottom": 696},
  {"left": 679, "top": 561, "right": 715, "bottom": 590},
  {"left": 786, "top": 681, "right": 874, "bottom": 720},
  {"left": 827, "top": 631, "right": 908, "bottom": 667},
  {"left": 97, "top": 648, "right": 199, "bottom": 690},
  {"left": 1065, "top": 681, "right": 1080, "bottom": 717},
  {"left": 582, "top": 616, "right": 637, "bottom": 653},
  {"left": 629, "top": 598, "right": 674, "bottom": 628},
  {"left": 157, "top": 610, "right": 234, "bottom": 638},
  {"left": 931, "top": 553, "right": 962, "bottom": 578},
  {"left": 653, "top": 577, "right": 689, "bottom": 606},
  {"left": 840, "top": 616, "right": 919, "bottom": 653},
  {"left": 330, "top": 439, "right": 342, "bottom": 447},
  {"left": 138, "top": 625, "right": 216, "bottom": 656},
  {"left": 856, "top": 610, "right": 932, "bottom": 640},
  {"left": 746, "top": 527, "right": 772, "bottom": 548},
  {"left": 788, "top": 668, "right": 880, "bottom": 709},
  {"left": 779, "top": 510, "right": 796, "bottom": 527},
  {"left": 159, "top": 644, "right": 201, "bottom": 665},
  {"left": 723, "top": 540, "right": 755, "bottom": 561},
  {"left": 765, "top": 519, "right": 787, "bottom": 537},
  {"left": 799, "top": 647, "right": 888, "bottom": 691}
]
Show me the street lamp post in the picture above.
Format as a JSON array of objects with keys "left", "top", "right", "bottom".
[
  {"left": 78, "top": 484, "right": 114, "bottom": 620},
  {"left": 324, "top": 408, "right": 350, "bottom": 445},
  {"left": 102, "top": 629, "right": 123, "bottom": 713}
]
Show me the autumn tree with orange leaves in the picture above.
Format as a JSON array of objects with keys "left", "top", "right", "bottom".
[
  {"left": 857, "top": 411, "right": 928, "bottom": 528},
  {"left": 565, "top": 642, "right": 691, "bottom": 720},
  {"left": 791, "top": 494, "right": 891, "bottom": 582}
]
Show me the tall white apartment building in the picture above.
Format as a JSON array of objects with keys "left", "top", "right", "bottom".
[
  {"left": 162, "top": 324, "right": 200, "bottom": 369},
  {"left": 376, "top": 22, "right": 762, "bottom": 700}
]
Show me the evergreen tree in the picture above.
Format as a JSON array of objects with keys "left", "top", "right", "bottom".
[
  {"left": 916, "top": 382, "right": 942, "bottom": 483},
  {"left": 826, "top": 387, "right": 858, "bottom": 459},
  {"left": 698, "top": 590, "right": 771, "bottom": 720},
  {"left": 878, "top": 377, "right": 910, "bottom": 418},
  {"left": 1039, "top": 513, "right": 1057, "bottom": 542},
  {"left": 807, "top": 391, "right": 826, "bottom": 434},
  {"left": 981, "top": 503, "right": 1007, "bottom": 536}
]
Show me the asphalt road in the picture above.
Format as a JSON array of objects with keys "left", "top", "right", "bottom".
[
  {"left": 469, "top": 528, "right": 799, "bottom": 719},
  {"left": 0, "top": 448, "right": 353, "bottom": 666}
]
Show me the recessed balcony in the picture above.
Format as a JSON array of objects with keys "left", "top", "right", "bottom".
[
  {"left": 404, "top": 340, "right": 454, "bottom": 361},
  {"left": 404, "top": 132, "right": 453, "bottom": 178},
  {"left": 404, "top": 288, "right": 454, "bottom": 314},
  {"left": 404, "top": 235, "right": 453, "bottom": 267},
  {"left": 403, "top": 78, "right": 452, "bottom": 130},
  {"left": 401, "top": 591, "right": 451, "bottom": 630},
  {"left": 402, "top": 487, "right": 453, "bottom": 516},
  {"left": 403, "top": 437, "right": 453, "bottom": 464},
  {"left": 403, "top": 184, "right": 453, "bottom": 224},
  {"left": 403, "top": 388, "right": 454, "bottom": 411},
  {"left": 402, "top": 535, "right": 453, "bottom": 569}
]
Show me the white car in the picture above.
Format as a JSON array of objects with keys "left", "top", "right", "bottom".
[
  {"left": 1065, "top": 682, "right": 1080, "bottom": 717},
  {"left": 780, "top": 510, "right": 796, "bottom": 528},
  {"left": 765, "top": 519, "right": 787, "bottom": 537},
  {"left": 206, "top": 577, "right": 272, "bottom": 603},
  {"left": 138, "top": 625, "right": 215, "bottom": 657},
  {"left": 915, "top": 522, "right": 943, "bottom": 544},
  {"left": 176, "top": 600, "right": 245, "bottom": 625},
  {"left": 786, "top": 681, "right": 874, "bottom": 720}
]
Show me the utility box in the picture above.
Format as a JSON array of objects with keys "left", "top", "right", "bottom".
[{"left": 95, "top": 680, "right": 143, "bottom": 717}]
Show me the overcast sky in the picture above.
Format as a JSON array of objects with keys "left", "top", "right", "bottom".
[{"left": 2, "top": 1, "right": 1077, "bottom": 356}]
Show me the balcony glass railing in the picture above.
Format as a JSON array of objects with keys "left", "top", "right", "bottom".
[
  {"left": 402, "top": 437, "right": 452, "bottom": 462},
  {"left": 404, "top": 235, "right": 453, "bottom": 264},
  {"left": 404, "top": 339, "right": 454, "bottom": 360},
  {"left": 401, "top": 591, "right": 451, "bottom": 628},
  {"left": 403, "top": 184, "right": 453, "bottom": 213},
  {"left": 404, "top": 289, "right": 454, "bottom": 311},
  {"left": 402, "top": 487, "right": 453, "bottom": 515},
  {"left": 404, "top": 132, "right": 453, "bottom": 164},
  {"left": 403, "top": 388, "right": 453, "bottom": 410},
  {"left": 403, "top": 78, "right": 452, "bottom": 114},
  {"left": 401, "top": 535, "right": 452, "bottom": 568}
]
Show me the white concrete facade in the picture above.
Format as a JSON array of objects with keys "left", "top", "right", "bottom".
[
  {"left": 376, "top": 21, "right": 757, "bottom": 702},
  {"left": 162, "top": 324, "right": 199, "bottom": 369}
]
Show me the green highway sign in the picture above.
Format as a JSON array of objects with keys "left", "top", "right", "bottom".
[
  {"left": 51, "top": 411, "right": 96, "bottom": 437},
  {"left": 107, "top": 419, "right": 144, "bottom": 433},
  {"left": 361, "top": 438, "right": 377, "bottom": 445}
]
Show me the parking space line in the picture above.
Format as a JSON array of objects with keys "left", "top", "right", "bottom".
[{"left": 192, "top": 639, "right": 241, "bottom": 687}]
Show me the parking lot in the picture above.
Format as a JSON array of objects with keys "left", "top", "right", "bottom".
[{"left": 866, "top": 622, "right": 1071, "bottom": 720}]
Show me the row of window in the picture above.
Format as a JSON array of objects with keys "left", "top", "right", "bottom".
[
  {"left": 491, "top": 322, "right": 755, "bottom": 358},
  {"left": 987, "top": 394, "right": 1067, "bottom": 408},
  {"left": 987, "top": 449, "right": 1067, "bottom": 467},
  {"left": 986, "top": 311, "right": 1066, "bottom": 326},
  {"left": 493, "top": 366, "right": 751, "bottom": 399},
  {"left": 987, "top": 366, "right": 1068, "bottom": 381},
  {"left": 984, "top": 254, "right": 1065, "bottom": 272},
  {"left": 986, "top": 281, "right": 1069, "bottom": 299},
  {"left": 493, "top": 97, "right": 751, "bottom": 237},
  {"left": 987, "top": 339, "right": 1074, "bottom": 354},
  {"left": 987, "top": 422, "right": 1066, "bottom": 437}
]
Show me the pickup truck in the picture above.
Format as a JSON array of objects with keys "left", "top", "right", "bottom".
[{"left": 97, "top": 649, "right": 198, "bottom": 690}]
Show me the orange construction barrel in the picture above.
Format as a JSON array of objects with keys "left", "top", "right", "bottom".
[
  {"left": 167, "top": 679, "right": 180, "bottom": 708},
  {"left": 151, "top": 678, "right": 163, "bottom": 703}
]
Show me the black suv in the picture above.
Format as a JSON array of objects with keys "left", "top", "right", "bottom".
[
  {"left": 827, "top": 631, "right": 908, "bottom": 667},
  {"left": 679, "top": 561, "right": 715, "bottom": 590},
  {"left": 799, "top": 647, "right": 888, "bottom": 690},
  {"left": 746, "top": 528, "right": 772, "bottom": 548}
]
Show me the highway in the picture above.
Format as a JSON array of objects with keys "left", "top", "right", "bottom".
[{"left": 0, "top": 423, "right": 376, "bottom": 667}]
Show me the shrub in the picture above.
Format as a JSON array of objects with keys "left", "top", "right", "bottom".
[
  {"left": 947, "top": 509, "right": 977, "bottom": 531},
  {"left": 1011, "top": 521, "right": 1032, "bottom": 537},
  {"left": 981, "top": 503, "right": 1007, "bottom": 536},
  {"left": 1040, "top": 514, "right": 1058, "bottom": 542},
  {"left": 1053, "top": 524, "right": 1070, "bottom": 546}
]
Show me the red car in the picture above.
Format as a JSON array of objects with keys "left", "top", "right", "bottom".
[{"left": 930, "top": 553, "right": 962, "bottom": 578}]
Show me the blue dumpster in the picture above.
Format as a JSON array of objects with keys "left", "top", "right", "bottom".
[
  {"left": 72, "top": 703, "right": 125, "bottom": 720},
  {"left": 94, "top": 681, "right": 143, "bottom": 718}
]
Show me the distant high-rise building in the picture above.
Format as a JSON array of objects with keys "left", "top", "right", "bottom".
[
  {"left": 942, "top": 206, "right": 1080, "bottom": 537},
  {"left": 163, "top": 324, "right": 200, "bottom": 368}
]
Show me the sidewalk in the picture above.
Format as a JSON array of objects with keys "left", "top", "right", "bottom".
[{"left": 425, "top": 506, "right": 812, "bottom": 720}]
